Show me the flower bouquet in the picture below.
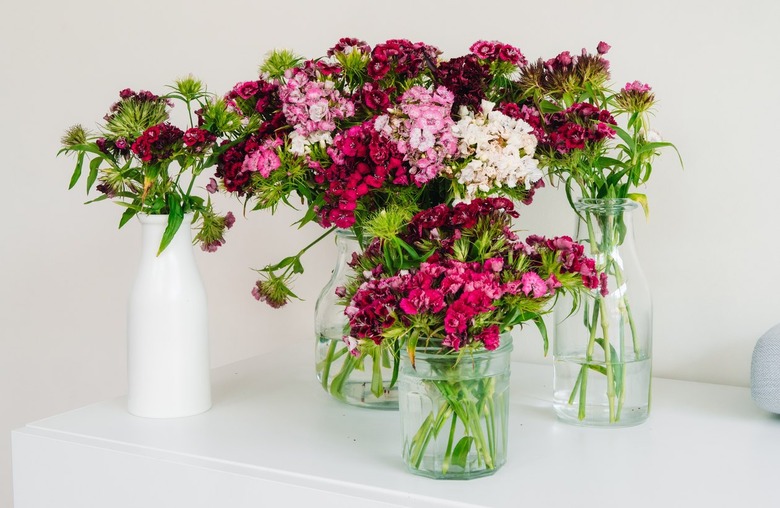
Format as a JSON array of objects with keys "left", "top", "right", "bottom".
[
  {"left": 58, "top": 77, "right": 251, "bottom": 417},
  {"left": 213, "top": 38, "right": 546, "bottom": 406},
  {"left": 60, "top": 76, "right": 243, "bottom": 252},
  {"left": 515, "top": 43, "right": 682, "bottom": 425},
  {"left": 341, "top": 198, "right": 600, "bottom": 477}
]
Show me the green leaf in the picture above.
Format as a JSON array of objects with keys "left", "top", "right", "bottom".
[
  {"left": 636, "top": 141, "right": 674, "bottom": 155},
  {"left": 533, "top": 316, "right": 549, "bottom": 356},
  {"left": 119, "top": 207, "right": 138, "bottom": 229},
  {"left": 263, "top": 256, "right": 297, "bottom": 272},
  {"left": 157, "top": 198, "right": 184, "bottom": 255},
  {"left": 594, "top": 156, "right": 626, "bottom": 170},
  {"left": 612, "top": 126, "right": 635, "bottom": 153},
  {"left": 83, "top": 194, "right": 109, "bottom": 205},
  {"left": 68, "top": 152, "right": 85, "bottom": 189},
  {"left": 538, "top": 100, "right": 563, "bottom": 114},
  {"left": 451, "top": 436, "right": 474, "bottom": 469},
  {"left": 627, "top": 193, "right": 649, "bottom": 219},
  {"left": 86, "top": 157, "right": 101, "bottom": 194}
]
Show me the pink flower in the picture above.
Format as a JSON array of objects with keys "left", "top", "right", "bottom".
[
  {"left": 520, "top": 272, "right": 548, "bottom": 298},
  {"left": 546, "top": 274, "right": 562, "bottom": 292},
  {"left": 597, "top": 41, "right": 611, "bottom": 55},
  {"left": 484, "top": 258, "right": 504, "bottom": 272},
  {"left": 206, "top": 178, "right": 218, "bottom": 194},
  {"left": 599, "top": 272, "right": 609, "bottom": 296},
  {"left": 224, "top": 211, "right": 235, "bottom": 229},
  {"left": 399, "top": 288, "right": 445, "bottom": 315},
  {"left": 622, "top": 81, "right": 652, "bottom": 94}
]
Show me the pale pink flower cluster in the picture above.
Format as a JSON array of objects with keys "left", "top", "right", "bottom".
[
  {"left": 452, "top": 100, "right": 542, "bottom": 201},
  {"left": 374, "top": 86, "right": 458, "bottom": 186},
  {"left": 279, "top": 68, "right": 355, "bottom": 155},
  {"left": 242, "top": 138, "right": 283, "bottom": 178}
]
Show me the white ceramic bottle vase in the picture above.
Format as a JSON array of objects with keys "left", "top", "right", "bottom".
[{"left": 127, "top": 214, "right": 211, "bottom": 418}]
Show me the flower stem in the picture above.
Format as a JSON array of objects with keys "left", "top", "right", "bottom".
[{"left": 320, "top": 339, "right": 338, "bottom": 391}]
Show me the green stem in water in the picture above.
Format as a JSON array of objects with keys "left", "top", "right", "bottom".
[
  {"left": 599, "top": 295, "right": 617, "bottom": 423},
  {"left": 441, "top": 412, "right": 459, "bottom": 475},
  {"left": 320, "top": 339, "right": 338, "bottom": 391},
  {"left": 330, "top": 352, "right": 361, "bottom": 401}
]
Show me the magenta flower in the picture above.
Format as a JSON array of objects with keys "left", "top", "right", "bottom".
[
  {"left": 399, "top": 288, "right": 445, "bottom": 315},
  {"left": 597, "top": 41, "right": 611, "bottom": 55},
  {"left": 622, "top": 81, "right": 652, "bottom": 94},
  {"left": 224, "top": 211, "right": 235, "bottom": 229},
  {"left": 478, "top": 325, "right": 501, "bottom": 351},
  {"left": 520, "top": 272, "right": 548, "bottom": 298}
]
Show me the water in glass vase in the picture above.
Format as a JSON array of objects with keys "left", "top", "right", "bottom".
[
  {"left": 553, "top": 355, "right": 651, "bottom": 427},
  {"left": 315, "top": 335, "right": 398, "bottom": 410},
  {"left": 400, "top": 373, "right": 510, "bottom": 479}
]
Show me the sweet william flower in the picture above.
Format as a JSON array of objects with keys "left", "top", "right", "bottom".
[
  {"left": 520, "top": 272, "right": 548, "bottom": 298},
  {"left": 478, "top": 325, "right": 501, "bottom": 351}
]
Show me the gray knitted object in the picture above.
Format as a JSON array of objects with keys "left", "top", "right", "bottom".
[{"left": 751, "top": 323, "right": 780, "bottom": 414}]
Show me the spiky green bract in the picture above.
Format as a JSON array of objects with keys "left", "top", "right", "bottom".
[
  {"left": 199, "top": 98, "right": 244, "bottom": 136},
  {"left": 363, "top": 205, "right": 413, "bottom": 243},
  {"left": 329, "top": 49, "right": 370, "bottom": 92},
  {"left": 60, "top": 124, "right": 90, "bottom": 149},
  {"left": 104, "top": 98, "right": 169, "bottom": 141},
  {"left": 170, "top": 75, "right": 206, "bottom": 102},
  {"left": 260, "top": 49, "right": 303, "bottom": 81}
]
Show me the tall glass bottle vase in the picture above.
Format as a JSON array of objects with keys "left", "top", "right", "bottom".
[
  {"left": 314, "top": 230, "right": 399, "bottom": 409},
  {"left": 553, "top": 199, "right": 652, "bottom": 426},
  {"left": 127, "top": 214, "right": 211, "bottom": 418}
]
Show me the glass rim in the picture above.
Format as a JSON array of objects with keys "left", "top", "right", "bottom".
[
  {"left": 400, "top": 333, "right": 513, "bottom": 361},
  {"left": 575, "top": 198, "right": 639, "bottom": 212}
]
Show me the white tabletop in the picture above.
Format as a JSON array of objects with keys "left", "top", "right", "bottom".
[{"left": 12, "top": 341, "right": 780, "bottom": 508}]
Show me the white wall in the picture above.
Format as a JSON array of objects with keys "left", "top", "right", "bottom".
[{"left": 2, "top": 0, "right": 779, "bottom": 505}]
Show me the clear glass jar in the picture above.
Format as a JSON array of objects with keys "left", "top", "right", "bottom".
[
  {"left": 399, "top": 335, "right": 512, "bottom": 479},
  {"left": 553, "top": 199, "right": 652, "bottom": 426},
  {"left": 314, "top": 230, "right": 399, "bottom": 409}
]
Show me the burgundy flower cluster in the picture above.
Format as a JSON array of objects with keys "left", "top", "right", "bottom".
[
  {"left": 435, "top": 54, "right": 491, "bottom": 113},
  {"left": 130, "top": 123, "right": 184, "bottom": 163},
  {"left": 327, "top": 37, "right": 371, "bottom": 57},
  {"left": 316, "top": 122, "right": 407, "bottom": 228},
  {"left": 117, "top": 88, "right": 160, "bottom": 103},
  {"left": 225, "top": 79, "right": 281, "bottom": 123},
  {"left": 543, "top": 102, "right": 616, "bottom": 154},
  {"left": 469, "top": 40, "right": 527, "bottom": 66},
  {"left": 343, "top": 198, "right": 601, "bottom": 353},
  {"left": 526, "top": 235, "right": 608, "bottom": 295},
  {"left": 367, "top": 39, "right": 440, "bottom": 81},
  {"left": 182, "top": 127, "right": 216, "bottom": 153}
]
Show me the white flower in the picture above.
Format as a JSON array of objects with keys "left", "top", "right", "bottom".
[
  {"left": 646, "top": 129, "right": 663, "bottom": 143},
  {"left": 289, "top": 132, "right": 307, "bottom": 155},
  {"left": 452, "top": 107, "right": 543, "bottom": 200},
  {"left": 308, "top": 101, "right": 329, "bottom": 122}
]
